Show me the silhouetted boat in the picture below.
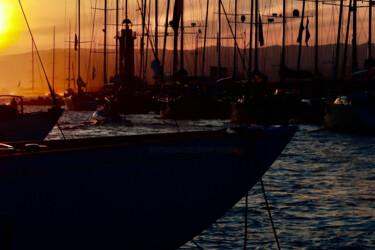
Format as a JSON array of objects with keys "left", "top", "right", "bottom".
[
  {"left": 0, "top": 125, "right": 296, "bottom": 249},
  {"left": 0, "top": 95, "right": 62, "bottom": 142},
  {"left": 324, "top": 95, "right": 375, "bottom": 133}
]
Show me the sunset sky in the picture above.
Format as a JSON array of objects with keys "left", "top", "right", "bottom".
[
  {"left": 0, "top": 0, "right": 373, "bottom": 55},
  {"left": 0, "top": 0, "right": 373, "bottom": 94}
]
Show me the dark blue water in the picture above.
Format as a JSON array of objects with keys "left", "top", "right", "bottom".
[
  {"left": 38, "top": 107, "right": 375, "bottom": 249},
  {"left": 183, "top": 126, "right": 375, "bottom": 249}
]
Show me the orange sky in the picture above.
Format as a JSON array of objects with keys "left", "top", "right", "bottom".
[
  {"left": 0, "top": 0, "right": 373, "bottom": 56},
  {"left": 0, "top": 0, "right": 373, "bottom": 94}
]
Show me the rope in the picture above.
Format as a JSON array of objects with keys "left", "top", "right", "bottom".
[
  {"left": 56, "top": 122, "right": 67, "bottom": 140},
  {"left": 259, "top": 177, "right": 281, "bottom": 250},
  {"left": 250, "top": 138, "right": 281, "bottom": 250},
  {"left": 191, "top": 239, "right": 204, "bottom": 249},
  {"left": 174, "top": 119, "right": 180, "bottom": 133}
]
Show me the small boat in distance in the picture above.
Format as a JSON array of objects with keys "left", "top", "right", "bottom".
[
  {"left": 0, "top": 125, "right": 296, "bottom": 249},
  {"left": 0, "top": 95, "right": 62, "bottom": 142}
]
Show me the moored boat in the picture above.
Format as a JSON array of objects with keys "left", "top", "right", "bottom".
[
  {"left": 0, "top": 95, "right": 62, "bottom": 142},
  {"left": 0, "top": 125, "right": 296, "bottom": 249}
]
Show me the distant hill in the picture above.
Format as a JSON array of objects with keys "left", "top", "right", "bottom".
[{"left": 0, "top": 43, "right": 370, "bottom": 95}]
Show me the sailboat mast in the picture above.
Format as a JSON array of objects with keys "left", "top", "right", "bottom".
[
  {"left": 369, "top": 0, "right": 372, "bottom": 61},
  {"left": 281, "top": 0, "right": 285, "bottom": 71},
  {"left": 140, "top": 0, "right": 147, "bottom": 78},
  {"left": 162, "top": 0, "right": 170, "bottom": 75},
  {"left": 233, "top": 0, "right": 237, "bottom": 78},
  {"left": 249, "top": 0, "right": 253, "bottom": 79},
  {"left": 155, "top": 0, "right": 158, "bottom": 58},
  {"left": 297, "top": 0, "right": 306, "bottom": 72},
  {"left": 53, "top": 26, "right": 56, "bottom": 92},
  {"left": 116, "top": 0, "right": 119, "bottom": 75},
  {"left": 201, "top": 0, "right": 210, "bottom": 78},
  {"left": 68, "top": 22, "right": 71, "bottom": 88},
  {"left": 104, "top": 0, "right": 107, "bottom": 84},
  {"left": 31, "top": 40, "right": 34, "bottom": 91},
  {"left": 254, "top": 0, "right": 258, "bottom": 72},
  {"left": 314, "top": 0, "right": 318, "bottom": 74},
  {"left": 352, "top": 0, "right": 358, "bottom": 71},
  {"left": 341, "top": 0, "right": 352, "bottom": 79},
  {"left": 78, "top": 0, "right": 81, "bottom": 78},
  {"left": 334, "top": 0, "right": 344, "bottom": 80},
  {"left": 180, "top": 0, "right": 184, "bottom": 71},
  {"left": 218, "top": 0, "right": 222, "bottom": 78}
]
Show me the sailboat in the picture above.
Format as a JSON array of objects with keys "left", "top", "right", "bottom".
[
  {"left": 0, "top": 95, "right": 62, "bottom": 142},
  {"left": 0, "top": 3, "right": 299, "bottom": 249},
  {"left": 0, "top": 125, "right": 297, "bottom": 249},
  {"left": 324, "top": 0, "right": 375, "bottom": 133},
  {"left": 63, "top": 0, "right": 98, "bottom": 111},
  {"left": 0, "top": 5, "right": 63, "bottom": 142}
]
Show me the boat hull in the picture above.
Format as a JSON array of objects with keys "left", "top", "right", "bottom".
[
  {"left": 0, "top": 107, "right": 62, "bottom": 142},
  {"left": 64, "top": 96, "right": 98, "bottom": 111},
  {"left": 324, "top": 104, "right": 375, "bottom": 132},
  {"left": 0, "top": 127, "right": 296, "bottom": 249}
]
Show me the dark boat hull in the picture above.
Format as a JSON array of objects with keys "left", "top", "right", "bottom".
[
  {"left": 324, "top": 104, "right": 375, "bottom": 132},
  {"left": 0, "top": 107, "right": 62, "bottom": 142},
  {"left": 0, "top": 127, "right": 296, "bottom": 249},
  {"left": 64, "top": 96, "right": 98, "bottom": 111}
]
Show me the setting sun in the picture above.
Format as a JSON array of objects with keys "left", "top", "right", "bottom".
[{"left": 0, "top": 0, "right": 21, "bottom": 49}]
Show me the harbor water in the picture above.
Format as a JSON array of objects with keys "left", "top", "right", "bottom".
[{"left": 35, "top": 107, "right": 375, "bottom": 249}]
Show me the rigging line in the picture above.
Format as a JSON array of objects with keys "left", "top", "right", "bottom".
[
  {"left": 57, "top": 122, "right": 67, "bottom": 140},
  {"left": 251, "top": 141, "right": 281, "bottom": 250},
  {"left": 191, "top": 239, "right": 204, "bottom": 249},
  {"left": 220, "top": 1, "right": 250, "bottom": 78},
  {"left": 18, "top": 0, "right": 59, "bottom": 108}
]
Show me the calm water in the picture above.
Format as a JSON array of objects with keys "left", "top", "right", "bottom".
[{"left": 33, "top": 107, "right": 375, "bottom": 249}]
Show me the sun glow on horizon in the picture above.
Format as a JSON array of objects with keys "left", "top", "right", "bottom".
[{"left": 0, "top": 1, "right": 21, "bottom": 50}]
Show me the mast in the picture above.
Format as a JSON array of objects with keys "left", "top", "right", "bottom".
[
  {"left": 140, "top": 0, "right": 147, "bottom": 78},
  {"left": 104, "top": 0, "right": 107, "bottom": 84},
  {"left": 233, "top": 0, "right": 237, "bottom": 78},
  {"left": 314, "top": 0, "right": 319, "bottom": 74},
  {"left": 78, "top": 0, "right": 81, "bottom": 79},
  {"left": 180, "top": 0, "right": 184, "bottom": 72},
  {"left": 218, "top": 0, "right": 222, "bottom": 78},
  {"left": 155, "top": 0, "right": 158, "bottom": 58},
  {"left": 68, "top": 22, "right": 71, "bottom": 88},
  {"left": 53, "top": 26, "right": 56, "bottom": 92},
  {"left": 201, "top": 0, "right": 210, "bottom": 78},
  {"left": 116, "top": 0, "right": 119, "bottom": 75},
  {"left": 162, "top": 0, "right": 170, "bottom": 75},
  {"left": 297, "top": 0, "right": 306, "bottom": 72},
  {"left": 334, "top": 0, "right": 344, "bottom": 80},
  {"left": 341, "top": 0, "right": 352, "bottom": 79},
  {"left": 31, "top": 40, "right": 35, "bottom": 91},
  {"left": 194, "top": 32, "right": 199, "bottom": 77},
  {"left": 280, "top": 0, "right": 285, "bottom": 79},
  {"left": 352, "top": 0, "right": 358, "bottom": 71},
  {"left": 368, "top": 0, "right": 373, "bottom": 62},
  {"left": 171, "top": 0, "right": 182, "bottom": 75},
  {"left": 249, "top": 0, "right": 253, "bottom": 79},
  {"left": 254, "top": 0, "right": 259, "bottom": 72}
]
